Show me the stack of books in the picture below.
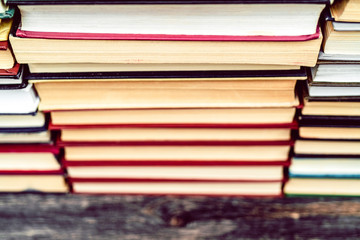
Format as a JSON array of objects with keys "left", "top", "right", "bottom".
[
  {"left": 7, "top": 0, "right": 327, "bottom": 196},
  {"left": 0, "top": 3, "right": 67, "bottom": 193},
  {"left": 285, "top": 0, "right": 360, "bottom": 197}
]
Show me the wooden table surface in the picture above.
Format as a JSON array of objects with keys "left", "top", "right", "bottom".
[{"left": 0, "top": 194, "right": 359, "bottom": 239}]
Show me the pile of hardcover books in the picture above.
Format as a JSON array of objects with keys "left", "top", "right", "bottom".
[
  {"left": 285, "top": 0, "right": 360, "bottom": 197},
  {"left": 0, "top": 3, "right": 67, "bottom": 193},
  {"left": 6, "top": 0, "right": 327, "bottom": 196}
]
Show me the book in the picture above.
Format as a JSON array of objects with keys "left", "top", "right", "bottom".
[
  {"left": 27, "top": 63, "right": 302, "bottom": 73},
  {"left": 58, "top": 127, "right": 293, "bottom": 143},
  {"left": 66, "top": 165, "right": 284, "bottom": 181},
  {"left": 331, "top": 0, "right": 360, "bottom": 22},
  {"left": 285, "top": 178, "right": 360, "bottom": 196},
  {"left": 13, "top": 4, "right": 325, "bottom": 40},
  {"left": 9, "top": 32, "right": 323, "bottom": 67},
  {"left": 64, "top": 145, "right": 291, "bottom": 163},
  {"left": 0, "top": 111, "right": 47, "bottom": 132},
  {"left": 0, "top": 175, "right": 68, "bottom": 193},
  {"left": 0, "top": 152, "right": 62, "bottom": 174},
  {"left": 50, "top": 108, "right": 297, "bottom": 128},
  {"left": 71, "top": 181, "right": 282, "bottom": 196},
  {"left": 322, "top": 20, "right": 360, "bottom": 56},
  {"left": 289, "top": 157, "right": 360, "bottom": 178},
  {"left": 295, "top": 139, "right": 360, "bottom": 156},
  {"left": 302, "top": 100, "right": 360, "bottom": 116},
  {"left": 34, "top": 81, "right": 299, "bottom": 111},
  {"left": 0, "top": 130, "right": 51, "bottom": 143},
  {"left": 299, "top": 126, "right": 360, "bottom": 139},
  {"left": 0, "top": 83, "right": 39, "bottom": 114}
]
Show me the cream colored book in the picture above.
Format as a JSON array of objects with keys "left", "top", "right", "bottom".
[
  {"left": 72, "top": 181, "right": 282, "bottom": 196},
  {"left": 302, "top": 101, "right": 360, "bottom": 116},
  {"left": 51, "top": 108, "right": 296, "bottom": 126},
  {"left": 295, "top": 140, "right": 360, "bottom": 155},
  {"left": 331, "top": 0, "right": 360, "bottom": 22},
  {"left": 67, "top": 166, "right": 283, "bottom": 181},
  {"left": 34, "top": 81, "right": 298, "bottom": 111},
  {"left": 285, "top": 178, "right": 360, "bottom": 196},
  {"left": 10, "top": 33, "right": 322, "bottom": 67},
  {"left": 0, "top": 152, "right": 60, "bottom": 171},
  {"left": 0, "top": 112, "right": 45, "bottom": 128},
  {"left": 0, "top": 175, "right": 68, "bottom": 193},
  {"left": 60, "top": 127, "right": 291, "bottom": 142},
  {"left": 299, "top": 127, "right": 360, "bottom": 139},
  {"left": 65, "top": 145, "right": 290, "bottom": 162},
  {"left": 0, "top": 130, "right": 51, "bottom": 143}
]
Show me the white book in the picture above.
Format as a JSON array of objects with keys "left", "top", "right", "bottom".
[
  {"left": 0, "top": 83, "right": 39, "bottom": 114},
  {"left": 18, "top": 4, "right": 325, "bottom": 37},
  {"left": 312, "top": 64, "right": 360, "bottom": 83}
]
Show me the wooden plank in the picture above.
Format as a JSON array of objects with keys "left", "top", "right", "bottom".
[{"left": 0, "top": 194, "right": 359, "bottom": 239}]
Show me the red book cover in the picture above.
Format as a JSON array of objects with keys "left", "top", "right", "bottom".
[
  {"left": 0, "top": 41, "right": 8, "bottom": 50},
  {"left": 0, "top": 144, "right": 60, "bottom": 154},
  {"left": 0, "top": 63, "right": 20, "bottom": 75},
  {"left": 16, "top": 27, "right": 320, "bottom": 42}
]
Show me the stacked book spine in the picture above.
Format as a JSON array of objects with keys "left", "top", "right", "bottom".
[
  {"left": 285, "top": 0, "right": 360, "bottom": 197},
  {"left": 6, "top": 0, "right": 327, "bottom": 196},
  {"left": 0, "top": 3, "right": 67, "bottom": 193}
]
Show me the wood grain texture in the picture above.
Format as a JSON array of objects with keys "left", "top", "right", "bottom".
[{"left": 0, "top": 194, "right": 359, "bottom": 239}]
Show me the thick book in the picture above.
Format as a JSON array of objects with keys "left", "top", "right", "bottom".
[
  {"left": 34, "top": 81, "right": 300, "bottom": 111},
  {"left": 9, "top": 31, "right": 323, "bottom": 67},
  {"left": 10, "top": 0, "right": 325, "bottom": 41}
]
